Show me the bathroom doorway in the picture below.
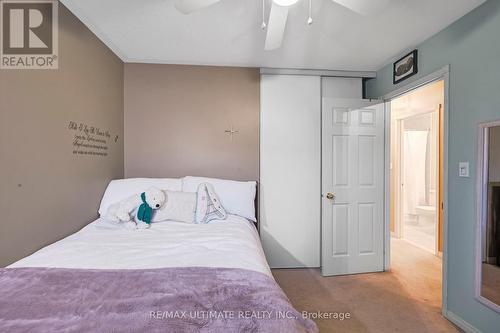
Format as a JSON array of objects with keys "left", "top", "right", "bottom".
[
  {"left": 390, "top": 80, "right": 444, "bottom": 256},
  {"left": 384, "top": 69, "right": 449, "bottom": 316}
]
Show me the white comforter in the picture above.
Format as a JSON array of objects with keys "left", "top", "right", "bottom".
[{"left": 9, "top": 215, "right": 272, "bottom": 277}]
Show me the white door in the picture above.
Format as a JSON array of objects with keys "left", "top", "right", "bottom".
[
  {"left": 260, "top": 74, "right": 321, "bottom": 268},
  {"left": 321, "top": 99, "right": 385, "bottom": 276}
]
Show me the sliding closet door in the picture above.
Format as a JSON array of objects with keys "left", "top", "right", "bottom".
[{"left": 260, "top": 75, "right": 321, "bottom": 268}]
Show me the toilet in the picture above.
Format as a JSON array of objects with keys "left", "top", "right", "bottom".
[{"left": 415, "top": 205, "right": 436, "bottom": 231}]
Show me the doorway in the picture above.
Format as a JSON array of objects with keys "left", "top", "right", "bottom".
[
  {"left": 389, "top": 79, "right": 445, "bottom": 304},
  {"left": 391, "top": 80, "right": 444, "bottom": 255}
]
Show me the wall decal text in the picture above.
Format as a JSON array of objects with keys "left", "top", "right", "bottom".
[{"left": 68, "top": 121, "right": 115, "bottom": 157}]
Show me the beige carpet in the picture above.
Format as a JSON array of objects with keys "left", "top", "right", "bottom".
[{"left": 272, "top": 238, "right": 460, "bottom": 333}]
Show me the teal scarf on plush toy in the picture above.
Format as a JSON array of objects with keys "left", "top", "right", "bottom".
[{"left": 137, "top": 192, "right": 153, "bottom": 224}]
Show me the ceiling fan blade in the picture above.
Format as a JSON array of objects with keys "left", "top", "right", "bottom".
[
  {"left": 175, "top": 0, "right": 221, "bottom": 14},
  {"left": 332, "top": 0, "right": 390, "bottom": 16},
  {"left": 264, "top": 3, "right": 289, "bottom": 51}
]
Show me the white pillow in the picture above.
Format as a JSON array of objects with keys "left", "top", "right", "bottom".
[
  {"left": 98, "top": 178, "right": 182, "bottom": 216},
  {"left": 195, "top": 183, "right": 227, "bottom": 224},
  {"left": 153, "top": 190, "right": 197, "bottom": 224},
  {"left": 182, "top": 176, "right": 257, "bottom": 221}
]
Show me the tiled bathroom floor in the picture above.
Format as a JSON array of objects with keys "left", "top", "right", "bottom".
[{"left": 403, "top": 222, "right": 436, "bottom": 254}]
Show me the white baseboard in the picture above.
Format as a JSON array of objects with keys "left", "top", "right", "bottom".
[{"left": 444, "top": 310, "right": 481, "bottom": 333}]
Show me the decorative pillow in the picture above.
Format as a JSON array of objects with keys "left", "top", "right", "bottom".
[
  {"left": 196, "top": 183, "right": 227, "bottom": 224},
  {"left": 153, "top": 190, "right": 197, "bottom": 223},
  {"left": 182, "top": 176, "right": 256, "bottom": 221},
  {"left": 98, "top": 178, "right": 182, "bottom": 216}
]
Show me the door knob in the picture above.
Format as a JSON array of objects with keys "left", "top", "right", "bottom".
[{"left": 326, "top": 192, "right": 335, "bottom": 200}]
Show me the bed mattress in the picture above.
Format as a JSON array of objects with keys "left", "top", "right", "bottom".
[{"left": 10, "top": 215, "right": 271, "bottom": 277}]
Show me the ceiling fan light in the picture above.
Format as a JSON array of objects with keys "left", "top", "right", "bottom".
[{"left": 273, "top": 0, "right": 300, "bottom": 7}]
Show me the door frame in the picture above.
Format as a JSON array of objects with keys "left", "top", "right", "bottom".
[{"left": 382, "top": 65, "right": 450, "bottom": 315}]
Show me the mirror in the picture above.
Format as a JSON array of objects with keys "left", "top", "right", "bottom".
[{"left": 477, "top": 121, "right": 500, "bottom": 312}]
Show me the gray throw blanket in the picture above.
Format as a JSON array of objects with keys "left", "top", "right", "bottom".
[{"left": 0, "top": 267, "right": 317, "bottom": 333}]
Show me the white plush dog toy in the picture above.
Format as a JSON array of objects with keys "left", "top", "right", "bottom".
[{"left": 105, "top": 187, "right": 166, "bottom": 229}]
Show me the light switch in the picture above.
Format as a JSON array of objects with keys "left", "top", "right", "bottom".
[{"left": 459, "top": 162, "right": 470, "bottom": 178}]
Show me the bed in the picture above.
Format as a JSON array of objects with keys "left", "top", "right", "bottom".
[{"left": 0, "top": 177, "right": 317, "bottom": 333}]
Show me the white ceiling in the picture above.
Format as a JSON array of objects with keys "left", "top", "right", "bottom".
[{"left": 61, "top": 0, "right": 485, "bottom": 71}]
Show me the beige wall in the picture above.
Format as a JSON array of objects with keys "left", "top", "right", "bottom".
[
  {"left": 124, "top": 64, "right": 259, "bottom": 181},
  {"left": 0, "top": 5, "right": 124, "bottom": 266}
]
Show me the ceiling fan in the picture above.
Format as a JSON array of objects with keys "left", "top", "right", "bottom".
[{"left": 175, "top": 0, "right": 390, "bottom": 50}]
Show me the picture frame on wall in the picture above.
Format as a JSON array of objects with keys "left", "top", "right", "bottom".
[{"left": 393, "top": 50, "right": 418, "bottom": 84}]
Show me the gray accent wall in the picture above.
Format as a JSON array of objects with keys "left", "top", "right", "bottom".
[
  {"left": 366, "top": 1, "right": 500, "bottom": 331},
  {"left": 0, "top": 5, "right": 124, "bottom": 266},
  {"left": 124, "top": 64, "right": 259, "bottom": 181}
]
